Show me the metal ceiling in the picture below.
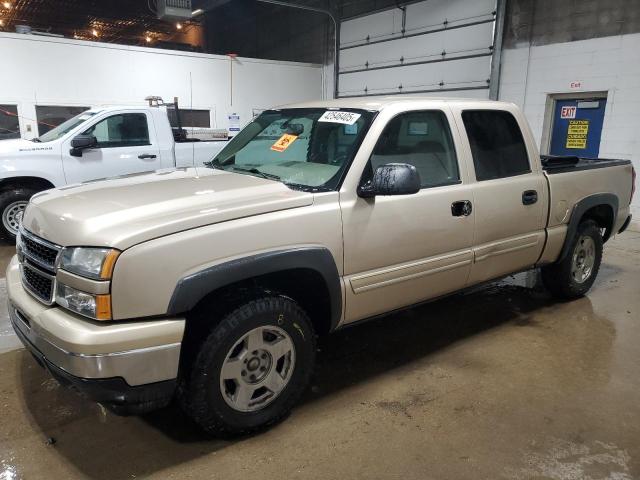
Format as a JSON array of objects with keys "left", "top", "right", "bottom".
[
  {"left": 0, "top": 0, "right": 427, "bottom": 58},
  {"left": 0, "top": 0, "right": 202, "bottom": 46}
]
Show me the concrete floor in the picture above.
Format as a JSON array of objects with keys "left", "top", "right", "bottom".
[{"left": 0, "top": 233, "right": 639, "bottom": 479}]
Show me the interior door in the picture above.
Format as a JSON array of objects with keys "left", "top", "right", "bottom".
[
  {"left": 549, "top": 97, "right": 607, "bottom": 159},
  {"left": 341, "top": 109, "right": 475, "bottom": 324},
  {"left": 458, "top": 109, "right": 547, "bottom": 285},
  {"left": 62, "top": 111, "right": 161, "bottom": 184}
]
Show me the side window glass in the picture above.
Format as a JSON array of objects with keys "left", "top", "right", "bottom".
[
  {"left": 83, "top": 113, "right": 150, "bottom": 148},
  {"left": 461, "top": 110, "right": 530, "bottom": 181},
  {"left": 367, "top": 110, "right": 461, "bottom": 188}
]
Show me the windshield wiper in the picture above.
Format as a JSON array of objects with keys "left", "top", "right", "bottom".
[
  {"left": 283, "top": 182, "right": 330, "bottom": 193},
  {"left": 230, "top": 166, "right": 281, "bottom": 181},
  {"left": 31, "top": 137, "right": 41, "bottom": 143}
]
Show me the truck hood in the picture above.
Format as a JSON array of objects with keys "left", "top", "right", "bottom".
[{"left": 22, "top": 167, "right": 314, "bottom": 248}]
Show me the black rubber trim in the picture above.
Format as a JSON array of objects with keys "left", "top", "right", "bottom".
[
  {"left": 14, "top": 321, "right": 176, "bottom": 408},
  {"left": 543, "top": 157, "right": 631, "bottom": 175},
  {"left": 167, "top": 247, "right": 343, "bottom": 331},
  {"left": 557, "top": 193, "right": 618, "bottom": 262},
  {"left": 618, "top": 214, "right": 632, "bottom": 234}
]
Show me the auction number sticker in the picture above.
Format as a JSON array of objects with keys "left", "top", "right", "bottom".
[
  {"left": 318, "top": 111, "right": 361, "bottom": 125},
  {"left": 271, "top": 133, "right": 298, "bottom": 152}
]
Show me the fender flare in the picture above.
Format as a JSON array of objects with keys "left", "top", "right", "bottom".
[
  {"left": 557, "top": 193, "right": 618, "bottom": 262},
  {"left": 167, "top": 247, "right": 342, "bottom": 331},
  {"left": 0, "top": 175, "right": 58, "bottom": 191}
]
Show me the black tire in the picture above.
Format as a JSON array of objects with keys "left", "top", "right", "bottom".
[
  {"left": 179, "top": 295, "right": 316, "bottom": 437},
  {"left": 0, "top": 187, "right": 38, "bottom": 240},
  {"left": 542, "top": 220, "right": 603, "bottom": 299}
]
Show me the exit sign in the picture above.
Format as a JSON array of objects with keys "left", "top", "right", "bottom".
[
  {"left": 570, "top": 81, "right": 582, "bottom": 89},
  {"left": 560, "top": 106, "right": 577, "bottom": 119}
]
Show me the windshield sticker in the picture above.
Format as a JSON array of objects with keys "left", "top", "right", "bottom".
[
  {"left": 271, "top": 133, "right": 298, "bottom": 152},
  {"left": 344, "top": 123, "right": 358, "bottom": 135},
  {"left": 318, "top": 111, "right": 361, "bottom": 125}
]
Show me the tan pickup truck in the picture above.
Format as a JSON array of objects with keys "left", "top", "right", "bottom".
[{"left": 8, "top": 97, "right": 635, "bottom": 436}]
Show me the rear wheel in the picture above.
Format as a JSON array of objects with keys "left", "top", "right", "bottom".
[
  {"left": 542, "top": 220, "right": 603, "bottom": 299},
  {"left": 0, "top": 188, "right": 38, "bottom": 239},
  {"left": 180, "top": 295, "right": 316, "bottom": 436}
]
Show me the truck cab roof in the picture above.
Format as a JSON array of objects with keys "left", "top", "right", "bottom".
[{"left": 279, "top": 96, "right": 513, "bottom": 112}]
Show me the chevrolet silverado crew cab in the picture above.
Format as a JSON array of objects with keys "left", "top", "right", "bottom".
[
  {"left": 0, "top": 101, "right": 226, "bottom": 238},
  {"left": 8, "top": 97, "right": 635, "bottom": 436}
]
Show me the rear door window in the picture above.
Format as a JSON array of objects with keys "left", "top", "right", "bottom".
[{"left": 461, "top": 110, "right": 530, "bottom": 181}]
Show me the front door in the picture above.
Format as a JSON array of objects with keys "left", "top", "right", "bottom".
[
  {"left": 549, "top": 97, "right": 607, "bottom": 159},
  {"left": 341, "top": 109, "right": 475, "bottom": 324},
  {"left": 62, "top": 111, "right": 161, "bottom": 184}
]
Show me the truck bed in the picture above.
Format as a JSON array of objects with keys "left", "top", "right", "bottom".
[
  {"left": 543, "top": 155, "right": 633, "bottom": 237},
  {"left": 541, "top": 155, "right": 631, "bottom": 174}
]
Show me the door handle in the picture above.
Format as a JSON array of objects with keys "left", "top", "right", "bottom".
[
  {"left": 451, "top": 200, "right": 473, "bottom": 217},
  {"left": 522, "top": 190, "right": 538, "bottom": 205},
  {"left": 138, "top": 154, "right": 157, "bottom": 159}
]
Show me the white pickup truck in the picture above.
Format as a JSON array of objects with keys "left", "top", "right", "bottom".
[{"left": 0, "top": 105, "right": 227, "bottom": 238}]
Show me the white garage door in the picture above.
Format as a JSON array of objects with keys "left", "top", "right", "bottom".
[{"left": 338, "top": 0, "right": 498, "bottom": 99}]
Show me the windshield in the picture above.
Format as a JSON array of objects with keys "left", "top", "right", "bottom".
[
  {"left": 209, "top": 108, "right": 375, "bottom": 190},
  {"left": 37, "top": 110, "right": 97, "bottom": 142}
]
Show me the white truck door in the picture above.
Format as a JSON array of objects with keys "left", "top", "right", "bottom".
[{"left": 61, "top": 111, "right": 161, "bottom": 183}]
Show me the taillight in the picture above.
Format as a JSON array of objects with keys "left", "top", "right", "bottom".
[{"left": 632, "top": 166, "right": 636, "bottom": 204}]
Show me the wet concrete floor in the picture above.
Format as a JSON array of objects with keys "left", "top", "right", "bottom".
[{"left": 0, "top": 233, "right": 639, "bottom": 479}]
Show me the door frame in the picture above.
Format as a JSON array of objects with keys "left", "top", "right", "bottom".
[{"left": 540, "top": 91, "right": 608, "bottom": 156}]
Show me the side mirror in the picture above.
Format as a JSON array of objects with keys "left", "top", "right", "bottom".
[
  {"left": 70, "top": 134, "right": 97, "bottom": 157},
  {"left": 358, "top": 163, "right": 421, "bottom": 198}
]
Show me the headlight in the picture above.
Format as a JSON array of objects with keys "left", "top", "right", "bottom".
[
  {"left": 55, "top": 283, "right": 111, "bottom": 320},
  {"left": 59, "top": 247, "right": 120, "bottom": 280}
]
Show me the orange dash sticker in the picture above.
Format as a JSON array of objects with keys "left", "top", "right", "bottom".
[{"left": 271, "top": 133, "right": 298, "bottom": 152}]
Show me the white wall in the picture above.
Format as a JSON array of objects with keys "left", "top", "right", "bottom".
[
  {"left": 0, "top": 32, "right": 324, "bottom": 139},
  {"left": 499, "top": 33, "right": 640, "bottom": 220},
  {"left": 337, "top": 0, "right": 496, "bottom": 98}
]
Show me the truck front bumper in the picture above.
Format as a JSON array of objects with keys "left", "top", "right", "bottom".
[{"left": 7, "top": 256, "right": 185, "bottom": 412}]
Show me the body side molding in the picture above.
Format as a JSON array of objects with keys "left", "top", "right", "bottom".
[{"left": 167, "top": 247, "right": 342, "bottom": 330}]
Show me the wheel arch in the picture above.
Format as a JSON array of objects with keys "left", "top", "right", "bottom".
[
  {"left": 168, "top": 247, "right": 342, "bottom": 335},
  {"left": 557, "top": 193, "right": 618, "bottom": 262},
  {"left": 0, "top": 176, "right": 56, "bottom": 193}
]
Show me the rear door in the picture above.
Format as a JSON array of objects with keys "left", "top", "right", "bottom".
[
  {"left": 454, "top": 107, "right": 547, "bottom": 285},
  {"left": 62, "top": 110, "right": 161, "bottom": 183}
]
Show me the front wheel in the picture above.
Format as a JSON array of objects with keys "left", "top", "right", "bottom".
[
  {"left": 0, "top": 188, "right": 37, "bottom": 239},
  {"left": 180, "top": 295, "right": 316, "bottom": 436},
  {"left": 542, "top": 220, "right": 603, "bottom": 299}
]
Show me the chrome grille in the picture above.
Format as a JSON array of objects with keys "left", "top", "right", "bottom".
[
  {"left": 20, "top": 229, "right": 60, "bottom": 270},
  {"left": 22, "top": 264, "right": 55, "bottom": 303},
  {"left": 19, "top": 229, "right": 61, "bottom": 305}
]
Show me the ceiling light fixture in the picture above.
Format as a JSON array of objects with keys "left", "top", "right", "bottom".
[
  {"left": 0, "top": 19, "right": 4, "bottom": 26},
  {"left": 176, "top": 22, "right": 182, "bottom": 30},
  {"left": 145, "top": 35, "right": 152, "bottom": 43},
  {"left": 2, "top": 2, "right": 10, "bottom": 9},
  {"left": 92, "top": 28, "right": 99, "bottom": 37},
  {"left": 191, "top": 8, "right": 204, "bottom": 16}
]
